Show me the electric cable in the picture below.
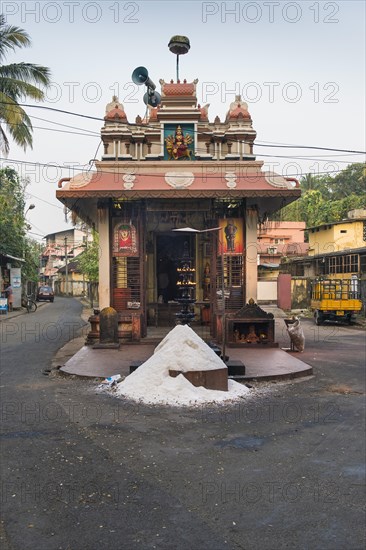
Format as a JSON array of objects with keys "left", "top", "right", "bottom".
[
  {"left": 1, "top": 101, "right": 365, "bottom": 154},
  {"left": 2, "top": 156, "right": 356, "bottom": 179}
]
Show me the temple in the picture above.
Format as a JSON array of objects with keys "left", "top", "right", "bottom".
[{"left": 56, "top": 51, "right": 300, "bottom": 342}]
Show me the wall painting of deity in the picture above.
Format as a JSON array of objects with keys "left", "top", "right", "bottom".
[
  {"left": 113, "top": 222, "right": 138, "bottom": 256},
  {"left": 164, "top": 123, "right": 195, "bottom": 160},
  {"left": 219, "top": 218, "right": 244, "bottom": 255}
]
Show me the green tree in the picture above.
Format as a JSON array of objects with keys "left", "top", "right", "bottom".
[
  {"left": 299, "top": 189, "right": 325, "bottom": 227},
  {"left": 0, "top": 14, "right": 51, "bottom": 154},
  {"left": 23, "top": 238, "right": 41, "bottom": 282},
  {"left": 277, "top": 163, "right": 366, "bottom": 230},
  {"left": 76, "top": 231, "right": 99, "bottom": 282},
  {"left": 0, "top": 166, "right": 26, "bottom": 258},
  {"left": 300, "top": 173, "right": 331, "bottom": 198},
  {"left": 0, "top": 167, "right": 41, "bottom": 281},
  {"left": 325, "top": 163, "right": 366, "bottom": 199}
]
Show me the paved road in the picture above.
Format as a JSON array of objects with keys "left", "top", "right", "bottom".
[{"left": 0, "top": 301, "right": 365, "bottom": 550}]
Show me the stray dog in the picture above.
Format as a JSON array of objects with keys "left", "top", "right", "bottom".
[{"left": 286, "top": 316, "right": 305, "bottom": 352}]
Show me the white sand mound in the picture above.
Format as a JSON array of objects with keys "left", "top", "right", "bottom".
[{"left": 114, "top": 325, "right": 250, "bottom": 406}]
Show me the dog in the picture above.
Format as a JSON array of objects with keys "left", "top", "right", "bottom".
[{"left": 286, "top": 316, "right": 305, "bottom": 352}]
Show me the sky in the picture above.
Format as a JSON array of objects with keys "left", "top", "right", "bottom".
[{"left": 1, "top": 0, "right": 365, "bottom": 242}]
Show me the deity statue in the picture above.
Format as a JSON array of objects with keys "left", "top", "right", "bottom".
[
  {"left": 202, "top": 262, "right": 210, "bottom": 301},
  {"left": 165, "top": 125, "right": 193, "bottom": 160},
  {"left": 245, "top": 325, "right": 259, "bottom": 344}
]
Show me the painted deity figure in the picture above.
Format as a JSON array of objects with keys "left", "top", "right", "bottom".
[
  {"left": 165, "top": 126, "right": 193, "bottom": 160},
  {"left": 224, "top": 221, "right": 238, "bottom": 252},
  {"left": 119, "top": 227, "right": 132, "bottom": 251}
]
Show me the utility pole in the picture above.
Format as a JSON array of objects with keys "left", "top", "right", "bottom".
[
  {"left": 64, "top": 236, "right": 69, "bottom": 296},
  {"left": 82, "top": 228, "right": 88, "bottom": 298}
]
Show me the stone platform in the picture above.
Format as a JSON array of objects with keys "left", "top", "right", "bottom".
[{"left": 59, "top": 343, "right": 312, "bottom": 381}]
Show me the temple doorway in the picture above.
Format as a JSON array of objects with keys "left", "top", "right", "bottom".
[{"left": 156, "top": 233, "right": 194, "bottom": 304}]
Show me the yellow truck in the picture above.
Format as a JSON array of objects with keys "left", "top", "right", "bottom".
[{"left": 311, "top": 278, "right": 363, "bottom": 325}]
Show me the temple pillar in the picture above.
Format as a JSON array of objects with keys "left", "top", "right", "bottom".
[
  {"left": 245, "top": 207, "right": 258, "bottom": 302},
  {"left": 98, "top": 204, "right": 110, "bottom": 309}
]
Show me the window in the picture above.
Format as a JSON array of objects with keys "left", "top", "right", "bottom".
[
  {"left": 327, "top": 256, "right": 342, "bottom": 274},
  {"left": 267, "top": 246, "right": 277, "bottom": 254},
  {"left": 327, "top": 256, "right": 338, "bottom": 274},
  {"left": 361, "top": 254, "right": 366, "bottom": 272},
  {"left": 344, "top": 254, "right": 359, "bottom": 273},
  {"left": 326, "top": 254, "right": 359, "bottom": 274}
]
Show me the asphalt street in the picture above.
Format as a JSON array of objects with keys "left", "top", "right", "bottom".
[{"left": 0, "top": 297, "right": 365, "bottom": 550}]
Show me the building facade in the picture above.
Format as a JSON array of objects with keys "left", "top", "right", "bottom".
[
  {"left": 56, "top": 76, "right": 300, "bottom": 341},
  {"left": 256, "top": 221, "right": 308, "bottom": 303},
  {"left": 282, "top": 211, "right": 366, "bottom": 310},
  {"left": 284, "top": 211, "right": 366, "bottom": 279},
  {"left": 258, "top": 220, "right": 308, "bottom": 269},
  {"left": 40, "top": 227, "right": 91, "bottom": 292}
]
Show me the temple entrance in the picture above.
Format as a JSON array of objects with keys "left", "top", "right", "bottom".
[
  {"left": 156, "top": 233, "right": 194, "bottom": 303},
  {"left": 154, "top": 233, "right": 195, "bottom": 327}
]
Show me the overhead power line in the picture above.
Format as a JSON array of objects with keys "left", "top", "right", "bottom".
[
  {"left": 25, "top": 114, "right": 100, "bottom": 135},
  {"left": 6, "top": 121, "right": 100, "bottom": 138},
  {"left": 4, "top": 117, "right": 364, "bottom": 161},
  {"left": 1, "top": 101, "right": 365, "bottom": 155},
  {"left": 1, "top": 156, "right": 353, "bottom": 179}
]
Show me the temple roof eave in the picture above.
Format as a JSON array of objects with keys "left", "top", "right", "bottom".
[
  {"left": 56, "top": 189, "right": 300, "bottom": 228},
  {"left": 56, "top": 165, "right": 299, "bottom": 197},
  {"left": 57, "top": 188, "right": 300, "bottom": 200}
]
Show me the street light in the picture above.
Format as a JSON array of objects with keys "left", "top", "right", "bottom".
[
  {"left": 24, "top": 204, "right": 36, "bottom": 232},
  {"left": 23, "top": 204, "right": 36, "bottom": 247},
  {"left": 25, "top": 204, "right": 36, "bottom": 216}
]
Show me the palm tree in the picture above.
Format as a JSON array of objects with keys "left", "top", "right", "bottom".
[
  {"left": 0, "top": 14, "right": 51, "bottom": 155},
  {"left": 300, "top": 172, "right": 331, "bottom": 199},
  {"left": 300, "top": 173, "right": 319, "bottom": 191}
]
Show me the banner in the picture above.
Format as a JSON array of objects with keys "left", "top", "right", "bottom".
[
  {"left": 219, "top": 218, "right": 244, "bottom": 254},
  {"left": 113, "top": 222, "right": 138, "bottom": 256}
]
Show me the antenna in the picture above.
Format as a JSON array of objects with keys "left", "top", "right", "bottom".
[{"left": 131, "top": 66, "right": 161, "bottom": 107}]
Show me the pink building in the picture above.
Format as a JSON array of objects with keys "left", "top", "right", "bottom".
[{"left": 258, "top": 221, "right": 309, "bottom": 269}]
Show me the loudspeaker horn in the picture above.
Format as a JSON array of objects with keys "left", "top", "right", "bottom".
[
  {"left": 131, "top": 66, "right": 156, "bottom": 90},
  {"left": 143, "top": 90, "right": 161, "bottom": 107}
]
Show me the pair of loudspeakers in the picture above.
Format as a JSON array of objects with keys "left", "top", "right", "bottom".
[{"left": 132, "top": 66, "right": 161, "bottom": 107}]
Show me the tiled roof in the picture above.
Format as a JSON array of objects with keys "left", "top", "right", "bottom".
[
  {"left": 227, "top": 105, "right": 251, "bottom": 120},
  {"left": 104, "top": 106, "right": 127, "bottom": 121},
  {"left": 57, "top": 169, "right": 300, "bottom": 199},
  {"left": 162, "top": 80, "right": 195, "bottom": 96}
]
